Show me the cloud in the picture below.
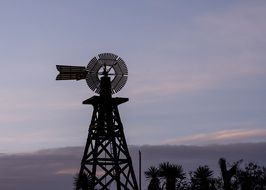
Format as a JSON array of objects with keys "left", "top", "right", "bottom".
[
  {"left": 191, "top": 2, "right": 266, "bottom": 78},
  {"left": 1, "top": 144, "right": 266, "bottom": 190},
  {"left": 55, "top": 168, "right": 78, "bottom": 175},
  {"left": 0, "top": 114, "right": 30, "bottom": 124},
  {"left": 164, "top": 128, "right": 266, "bottom": 145},
  {"left": 125, "top": 2, "right": 266, "bottom": 101},
  {"left": 126, "top": 74, "right": 212, "bottom": 101}
]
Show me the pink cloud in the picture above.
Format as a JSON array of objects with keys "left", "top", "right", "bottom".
[
  {"left": 164, "top": 128, "right": 266, "bottom": 145},
  {"left": 55, "top": 168, "right": 77, "bottom": 175},
  {"left": 55, "top": 167, "right": 105, "bottom": 177}
]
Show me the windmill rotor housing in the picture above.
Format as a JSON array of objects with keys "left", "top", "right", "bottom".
[
  {"left": 86, "top": 53, "right": 128, "bottom": 94},
  {"left": 56, "top": 53, "right": 128, "bottom": 95}
]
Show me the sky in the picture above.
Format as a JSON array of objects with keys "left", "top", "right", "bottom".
[{"left": 0, "top": 1, "right": 266, "bottom": 154}]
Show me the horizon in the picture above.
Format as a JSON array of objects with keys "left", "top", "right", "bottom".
[
  {"left": 2, "top": 140, "right": 266, "bottom": 154},
  {"left": 1, "top": 143, "right": 266, "bottom": 189}
]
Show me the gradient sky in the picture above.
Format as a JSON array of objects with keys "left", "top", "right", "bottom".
[{"left": 0, "top": 1, "right": 266, "bottom": 153}]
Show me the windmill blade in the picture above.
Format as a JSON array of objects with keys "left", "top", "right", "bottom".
[
  {"left": 56, "top": 73, "right": 87, "bottom": 80},
  {"left": 56, "top": 65, "right": 87, "bottom": 80},
  {"left": 98, "top": 53, "right": 118, "bottom": 66},
  {"left": 56, "top": 65, "right": 87, "bottom": 73},
  {"left": 85, "top": 53, "right": 128, "bottom": 94}
]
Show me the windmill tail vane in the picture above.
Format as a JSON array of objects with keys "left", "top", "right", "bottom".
[{"left": 56, "top": 65, "right": 87, "bottom": 81}]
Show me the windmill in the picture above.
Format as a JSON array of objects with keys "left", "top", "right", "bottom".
[{"left": 56, "top": 53, "right": 139, "bottom": 190}]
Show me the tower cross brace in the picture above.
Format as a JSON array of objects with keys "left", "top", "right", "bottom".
[{"left": 78, "top": 77, "right": 138, "bottom": 190}]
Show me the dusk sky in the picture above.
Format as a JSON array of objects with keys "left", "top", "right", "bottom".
[{"left": 1, "top": 1, "right": 266, "bottom": 154}]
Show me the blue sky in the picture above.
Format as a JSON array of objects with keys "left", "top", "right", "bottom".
[{"left": 0, "top": 1, "right": 266, "bottom": 153}]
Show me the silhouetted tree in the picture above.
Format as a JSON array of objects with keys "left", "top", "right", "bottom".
[
  {"left": 218, "top": 158, "right": 241, "bottom": 190},
  {"left": 159, "top": 162, "right": 185, "bottom": 190},
  {"left": 176, "top": 177, "right": 190, "bottom": 190},
  {"left": 74, "top": 172, "right": 93, "bottom": 190},
  {"left": 145, "top": 166, "right": 161, "bottom": 190},
  {"left": 190, "top": 165, "right": 216, "bottom": 190},
  {"left": 144, "top": 159, "right": 266, "bottom": 190},
  {"left": 236, "top": 162, "right": 266, "bottom": 190}
]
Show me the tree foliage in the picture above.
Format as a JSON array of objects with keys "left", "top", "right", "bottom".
[
  {"left": 236, "top": 162, "right": 266, "bottom": 190},
  {"left": 190, "top": 165, "right": 216, "bottom": 190},
  {"left": 159, "top": 162, "right": 185, "bottom": 190},
  {"left": 145, "top": 166, "right": 161, "bottom": 190},
  {"left": 144, "top": 159, "right": 266, "bottom": 190},
  {"left": 73, "top": 172, "right": 93, "bottom": 190}
]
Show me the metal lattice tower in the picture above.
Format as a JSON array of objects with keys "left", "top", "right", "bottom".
[{"left": 56, "top": 53, "right": 139, "bottom": 190}]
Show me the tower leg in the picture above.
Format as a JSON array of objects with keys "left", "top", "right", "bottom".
[{"left": 77, "top": 96, "right": 138, "bottom": 190}]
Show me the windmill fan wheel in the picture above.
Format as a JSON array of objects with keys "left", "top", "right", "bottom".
[{"left": 86, "top": 53, "right": 128, "bottom": 94}]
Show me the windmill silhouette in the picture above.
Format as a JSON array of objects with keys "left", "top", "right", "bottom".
[{"left": 56, "top": 53, "right": 138, "bottom": 190}]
